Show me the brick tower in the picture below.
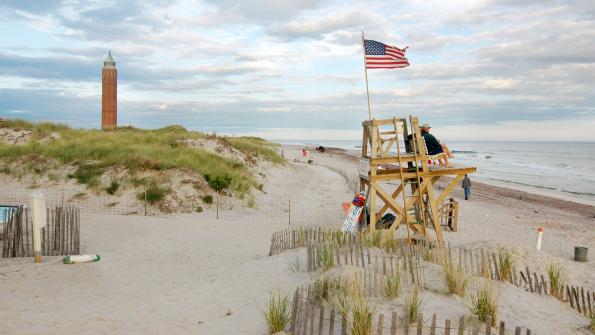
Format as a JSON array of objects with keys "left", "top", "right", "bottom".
[{"left": 102, "top": 51, "right": 117, "bottom": 129}]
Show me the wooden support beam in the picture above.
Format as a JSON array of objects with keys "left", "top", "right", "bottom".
[{"left": 436, "top": 174, "right": 465, "bottom": 205}]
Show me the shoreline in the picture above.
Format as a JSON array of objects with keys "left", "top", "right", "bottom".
[{"left": 285, "top": 144, "right": 595, "bottom": 218}]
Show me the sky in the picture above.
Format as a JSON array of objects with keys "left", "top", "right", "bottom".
[{"left": 0, "top": 0, "right": 594, "bottom": 141}]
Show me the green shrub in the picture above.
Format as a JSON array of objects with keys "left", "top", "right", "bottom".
[
  {"left": 195, "top": 206, "right": 203, "bottom": 213},
  {"left": 72, "top": 164, "right": 104, "bottom": 187},
  {"left": 201, "top": 195, "right": 213, "bottom": 204},
  {"left": 205, "top": 174, "right": 232, "bottom": 192},
  {"left": 0, "top": 121, "right": 269, "bottom": 196},
  {"left": 137, "top": 183, "right": 169, "bottom": 204},
  {"left": 105, "top": 180, "right": 120, "bottom": 195},
  {"left": 263, "top": 291, "right": 290, "bottom": 334}
]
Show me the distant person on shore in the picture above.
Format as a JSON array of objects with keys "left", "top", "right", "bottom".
[
  {"left": 420, "top": 123, "right": 453, "bottom": 166},
  {"left": 462, "top": 174, "right": 471, "bottom": 200}
]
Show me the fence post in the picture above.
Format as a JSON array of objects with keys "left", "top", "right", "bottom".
[
  {"left": 144, "top": 185, "right": 147, "bottom": 216},
  {"left": 289, "top": 199, "right": 291, "bottom": 225},
  {"left": 216, "top": 191, "right": 219, "bottom": 220},
  {"left": 31, "top": 190, "right": 46, "bottom": 263}
]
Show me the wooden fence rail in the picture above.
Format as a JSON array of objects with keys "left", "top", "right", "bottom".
[
  {"left": 288, "top": 287, "right": 534, "bottom": 335},
  {"left": 1, "top": 205, "right": 80, "bottom": 258},
  {"left": 278, "top": 228, "right": 595, "bottom": 318}
]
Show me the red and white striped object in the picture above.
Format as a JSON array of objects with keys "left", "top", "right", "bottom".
[{"left": 364, "top": 39, "right": 409, "bottom": 69}]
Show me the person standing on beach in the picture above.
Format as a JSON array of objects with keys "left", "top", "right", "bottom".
[{"left": 462, "top": 174, "right": 471, "bottom": 200}]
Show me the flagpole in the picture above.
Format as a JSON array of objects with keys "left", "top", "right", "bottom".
[{"left": 361, "top": 31, "right": 372, "bottom": 120}]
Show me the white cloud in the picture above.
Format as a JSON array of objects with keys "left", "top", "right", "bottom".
[{"left": 0, "top": 0, "right": 594, "bottom": 140}]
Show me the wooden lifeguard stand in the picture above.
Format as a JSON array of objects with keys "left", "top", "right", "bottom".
[{"left": 359, "top": 115, "right": 476, "bottom": 242}]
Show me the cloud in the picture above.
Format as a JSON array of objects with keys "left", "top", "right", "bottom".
[
  {"left": 0, "top": 0, "right": 594, "bottom": 140},
  {"left": 268, "top": 10, "right": 385, "bottom": 40},
  {"left": 202, "top": 0, "right": 324, "bottom": 23}
]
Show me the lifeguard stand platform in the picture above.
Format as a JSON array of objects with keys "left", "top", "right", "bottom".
[{"left": 359, "top": 115, "right": 476, "bottom": 242}]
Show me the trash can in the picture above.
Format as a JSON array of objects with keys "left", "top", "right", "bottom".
[{"left": 574, "top": 246, "right": 588, "bottom": 262}]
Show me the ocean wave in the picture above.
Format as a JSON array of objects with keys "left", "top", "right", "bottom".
[{"left": 486, "top": 178, "right": 595, "bottom": 197}]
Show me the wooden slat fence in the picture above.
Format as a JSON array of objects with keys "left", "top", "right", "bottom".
[
  {"left": 288, "top": 287, "right": 534, "bottom": 335},
  {"left": 282, "top": 229, "right": 594, "bottom": 318},
  {"left": 1, "top": 205, "right": 80, "bottom": 258}
]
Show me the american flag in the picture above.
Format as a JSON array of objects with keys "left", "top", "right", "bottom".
[{"left": 364, "top": 39, "right": 409, "bottom": 69}]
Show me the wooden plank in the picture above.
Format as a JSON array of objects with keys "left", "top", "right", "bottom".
[
  {"left": 573, "top": 287, "right": 582, "bottom": 313},
  {"left": 567, "top": 285, "right": 574, "bottom": 309},
  {"left": 515, "top": 327, "right": 521, "bottom": 335},
  {"left": 485, "top": 317, "right": 491, "bottom": 335},
  {"left": 300, "top": 303, "right": 308, "bottom": 335},
  {"left": 289, "top": 289, "right": 300, "bottom": 334},
  {"left": 534, "top": 273, "right": 541, "bottom": 294},
  {"left": 430, "top": 313, "right": 436, "bottom": 335},
  {"left": 328, "top": 309, "right": 335, "bottom": 335},
  {"left": 458, "top": 315, "right": 465, "bottom": 335},
  {"left": 499, "top": 321, "right": 505, "bottom": 335},
  {"left": 416, "top": 313, "right": 423, "bottom": 335},
  {"left": 445, "top": 319, "right": 451, "bottom": 335},
  {"left": 391, "top": 311, "right": 397, "bottom": 335},
  {"left": 377, "top": 313, "right": 384, "bottom": 335},
  {"left": 341, "top": 314, "right": 347, "bottom": 335},
  {"left": 471, "top": 316, "right": 479, "bottom": 335},
  {"left": 581, "top": 287, "right": 587, "bottom": 315},
  {"left": 318, "top": 305, "right": 324, "bottom": 335}
]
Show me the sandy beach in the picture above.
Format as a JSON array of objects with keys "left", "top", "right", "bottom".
[{"left": 1, "top": 145, "right": 594, "bottom": 334}]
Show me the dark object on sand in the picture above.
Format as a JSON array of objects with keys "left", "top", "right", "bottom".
[
  {"left": 375, "top": 213, "right": 396, "bottom": 230},
  {"left": 316, "top": 146, "right": 326, "bottom": 153},
  {"left": 307, "top": 159, "right": 313, "bottom": 164},
  {"left": 574, "top": 246, "right": 588, "bottom": 262}
]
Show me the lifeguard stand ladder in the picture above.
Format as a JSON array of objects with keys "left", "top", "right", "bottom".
[{"left": 359, "top": 115, "right": 476, "bottom": 242}]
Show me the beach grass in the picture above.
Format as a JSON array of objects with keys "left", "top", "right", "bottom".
[
  {"left": 443, "top": 261, "right": 469, "bottom": 297},
  {"left": 0, "top": 119, "right": 283, "bottom": 196},
  {"left": 264, "top": 291, "right": 291, "bottom": 334},
  {"left": 497, "top": 251, "right": 514, "bottom": 282},
  {"left": 546, "top": 260, "right": 566, "bottom": 298},
  {"left": 332, "top": 294, "right": 375, "bottom": 335},
  {"left": 470, "top": 283, "right": 498, "bottom": 327},
  {"left": 384, "top": 270, "right": 402, "bottom": 299},
  {"left": 320, "top": 244, "right": 335, "bottom": 270},
  {"left": 405, "top": 288, "right": 422, "bottom": 323}
]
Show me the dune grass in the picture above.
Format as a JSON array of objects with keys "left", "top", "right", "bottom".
[
  {"left": 405, "top": 288, "right": 422, "bottom": 323},
  {"left": 0, "top": 119, "right": 283, "bottom": 196},
  {"left": 384, "top": 270, "right": 402, "bottom": 299},
  {"left": 470, "top": 283, "right": 498, "bottom": 327},
  {"left": 443, "top": 261, "right": 469, "bottom": 297},
  {"left": 497, "top": 251, "right": 514, "bottom": 282},
  {"left": 320, "top": 244, "right": 335, "bottom": 270},
  {"left": 264, "top": 291, "right": 291, "bottom": 334},
  {"left": 332, "top": 294, "right": 375, "bottom": 335},
  {"left": 220, "top": 136, "right": 284, "bottom": 164},
  {"left": 546, "top": 260, "right": 566, "bottom": 298}
]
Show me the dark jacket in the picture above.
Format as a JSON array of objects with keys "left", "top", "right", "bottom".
[
  {"left": 421, "top": 131, "right": 443, "bottom": 155},
  {"left": 462, "top": 176, "right": 471, "bottom": 189}
]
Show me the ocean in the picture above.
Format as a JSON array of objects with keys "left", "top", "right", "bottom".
[{"left": 276, "top": 140, "right": 595, "bottom": 206}]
